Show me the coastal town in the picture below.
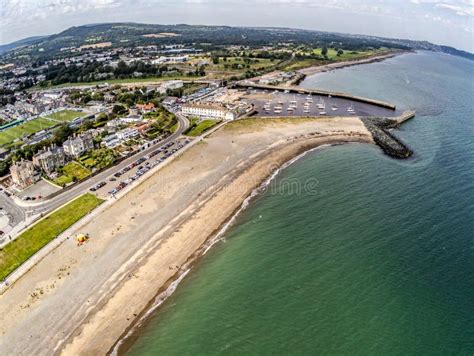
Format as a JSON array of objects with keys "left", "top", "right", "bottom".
[{"left": 0, "top": 22, "right": 437, "bottom": 356}]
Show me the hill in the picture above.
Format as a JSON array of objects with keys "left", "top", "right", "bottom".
[{"left": 1, "top": 23, "right": 472, "bottom": 63}]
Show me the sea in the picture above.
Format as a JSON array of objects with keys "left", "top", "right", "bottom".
[{"left": 124, "top": 51, "right": 474, "bottom": 355}]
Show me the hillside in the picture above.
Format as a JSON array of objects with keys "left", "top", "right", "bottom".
[{"left": 1, "top": 23, "right": 473, "bottom": 63}]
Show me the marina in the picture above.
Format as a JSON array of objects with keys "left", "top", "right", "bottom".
[{"left": 241, "top": 89, "right": 399, "bottom": 118}]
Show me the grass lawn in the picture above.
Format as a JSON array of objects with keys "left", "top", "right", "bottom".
[
  {"left": 54, "top": 162, "right": 91, "bottom": 186},
  {"left": 311, "top": 48, "right": 376, "bottom": 60},
  {"left": 216, "top": 57, "right": 276, "bottom": 70},
  {"left": 0, "top": 194, "right": 104, "bottom": 281},
  {"left": 45, "top": 110, "right": 87, "bottom": 122},
  {"left": 185, "top": 119, "right": 220, "bottom": 136},
  {"left": 284, "top": 48, "right": 393, "bottom": 71},
  {"left": 0, "top": 117, "right": 58, "bottom": 146}
]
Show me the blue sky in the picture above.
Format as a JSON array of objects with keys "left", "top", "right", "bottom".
[{"left": 1, "top": 0, "right": 473, "bottom": 52}]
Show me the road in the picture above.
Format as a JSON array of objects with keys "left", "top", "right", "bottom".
[{"left": 4, "top": 112, "right": 189, "bottom": 232}]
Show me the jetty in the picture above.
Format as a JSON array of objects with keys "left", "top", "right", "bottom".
[
  {"left": 235, "top": 82, "right": 397, "bottom": 110},
  {"left": 361, "top": 111, "right": 416, "bottom": 159},
  {"left": 392, "top": 110, "right": 416, "bottom": 125}
]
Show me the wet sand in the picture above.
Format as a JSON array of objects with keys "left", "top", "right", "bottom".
[{"left": 0, "top": 117, "right": 374, "bottom": 355}]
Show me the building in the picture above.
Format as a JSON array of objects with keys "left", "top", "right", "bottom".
[
  {"left": 158, "top": 80, "right": 184, "bottom": 94},
  {"left": 135, "top": 122, "right": 151, "bottom": 135},
  {"left": 182, "top": 103, "right": 235, "bottom": 120},
  {"left": 116, "top": 128, "right": 139, "bottom": 141},
  {"left": 32, "top": 145, "right": 65, "bottom": 176},
  {"left": 102, "top": 134, "right": 120, "bottom": 149},
  {"left": 63, "top": 132, "right": 94, "bottom": 158},
  {"left": 136, "top": 103, "right": 155, "bottom": 113},
  {"left": 10, "top": 159, "right": 39, "bottom": 189},
  {"left": 151, "top": 55, "right": 188, "bottom": 64},
  {"left": 104, "top": 93, "right": 116, "bottom": 103}
]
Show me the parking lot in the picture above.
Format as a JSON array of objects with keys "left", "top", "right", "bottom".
[{"left": 90, "top": 138, "right": 191, "bottom": 198}]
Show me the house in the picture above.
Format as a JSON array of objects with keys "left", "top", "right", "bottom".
[
  {"left": 32, "top": 145, "right": 65, "bottom": 176},
  {"left": 182, "top": 103, "right": 235, "bottom": 120},
  {"left": 136, "top": 103, "right": 155, "bottom": 113},
  {"left": 63, "top": 132, "right": 94, "bottom": 158},
  {"left": 116, "top": 128, "right": 139, "bottom": 141},
  {"left": 119, "top": 115, "right": 143, "bottom": 124},
  {"left": 10, "top": 159, "right": 39, "bottom": 189},
  {"left": 136, "top": 122, "right": 152, "bottom": 135},
  {"left": 104, "top": 93, "right": 116, "bottom": 102},
  {"left": 102, "top": 134, "right": 120, "bottom": 149}
]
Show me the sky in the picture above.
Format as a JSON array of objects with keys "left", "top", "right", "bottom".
[{"left": 0, "top": 0, "right": 473, "bottom": 52}]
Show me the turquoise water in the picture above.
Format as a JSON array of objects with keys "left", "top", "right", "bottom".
[{"left": 126, "top": 52, "right": 474, "bottom": 355}]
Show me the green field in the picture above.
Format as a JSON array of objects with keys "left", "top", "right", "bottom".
[
  {"left": 45, "top": 110, "right": 87, "bottom": 122},
  {"left": 185, "top": 119, "right": 220, "bottom": 136},
  {"left": 283, "top": 48, "right": 393, "bottom": 71},
  {"left": 0, "top": 194, "right": 104, "bottom": 281},
  {"left": 311, "top": 48, "right": 376, "bottom": 60},
  {"left": 0, "top": 118, "right": 58, "bottom": 146},
  {"left": 54, "top": 162, "right": 91, "bottom": 186}
]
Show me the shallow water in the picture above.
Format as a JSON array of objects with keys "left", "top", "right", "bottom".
[{"left": 126, "top": 51, "right": 474, "bottom": 355}]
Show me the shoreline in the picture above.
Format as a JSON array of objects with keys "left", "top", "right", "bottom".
[
  {"left": 297, "top": 50, "right": 411, "bottom": 76},
  {"left": 111, "top": 142, "right": 338, "bottom": 354},
  {"left": 59, "top": 131, "right": 373, "bottom": 355}
]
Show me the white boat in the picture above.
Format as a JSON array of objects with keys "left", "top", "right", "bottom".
[
  {"left": 303, "top": 109, "right": 311, "bottom": 113},
  {"left": 331, "top": 104, "right": 338, "bottom": 111},
  {"left": 320, "top": 111, "right": 327, "bottom": 115},
  {"left": 317, "top": 98, "right": 325, "bottom": 109},
  {"left": 347, "top": 103, "right": 355, "bottom": 113}
]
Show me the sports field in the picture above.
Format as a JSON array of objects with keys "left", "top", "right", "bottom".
[
  {"left": 0, "top": 118, "right": 58, "bottom": 146},
  {"left": 45, "top": 110, "right": 86, "bottom": 122}
]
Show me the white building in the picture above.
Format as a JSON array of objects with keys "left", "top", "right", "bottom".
[
  {"left": 182, "top": 103, "right": 235, "bottom": 120},
  {"left": 116, "top": 128, "right": 139, "bottom": 141},
  {"left": 158, "top": 80, "right": 184, "bottom": 94},
  {"left": 102, "top": 134, "right": 120, "bottom": 149},
  {"left": 151, "top": 56, "right": 188, "bottom": 64}
]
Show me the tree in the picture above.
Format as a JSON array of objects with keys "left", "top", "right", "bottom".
[
  {"left": 337, "top": 49, "right": 344, "bottom": 56},
  {"left": 321, "top": 47, "right": 328, "bottom": 57},
  {"left": 53, "top": 124, "right": 73, "bottom": 144},
  {"left": 112, "top": 104, "right": 128, "bottom": 116}
]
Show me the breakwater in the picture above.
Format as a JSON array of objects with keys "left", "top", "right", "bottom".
[{"left": 362, "top": 112, "right": 415, "bottom": 159}]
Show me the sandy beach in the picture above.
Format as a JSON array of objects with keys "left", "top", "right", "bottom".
[
  {"left": 0, "top": 117, "right": 374, "bottom": 355},
  {"left": 297, "top": 51, "right": 409, "bottom": 76}
]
